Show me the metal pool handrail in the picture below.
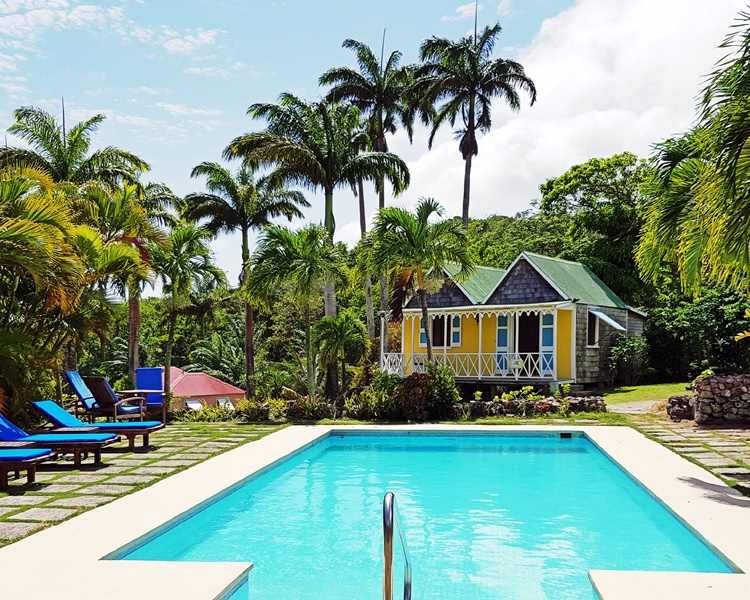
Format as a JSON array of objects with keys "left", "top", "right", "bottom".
[{"left": 383, "top": 491, "right": 412, "bottom": 600}]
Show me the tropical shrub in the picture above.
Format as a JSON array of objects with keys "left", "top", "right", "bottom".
[
  {"left": 286, "top": 395, "right": 332, "bottom": 421},
  {"left": 426, "top": 361, "right": 461, "bottom": 419},
  {"left": 173, "top": 406, "right": 235, "bottom": 423},
  {"left": 235, "top": 399, "right": 269, "bottom": 422},
  {"left": 267, "top": 397, "right": 288, "bottom": 422},
  {"left": 608, "top": 335, "right": 650, "bottom": 386},
  {"left": 394, "top": 373, "right": 431, "bottom": 422}
]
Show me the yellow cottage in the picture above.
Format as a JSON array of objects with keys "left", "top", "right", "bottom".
[{"left": 381, "top": 252, "right": 646, "bottom": 387}]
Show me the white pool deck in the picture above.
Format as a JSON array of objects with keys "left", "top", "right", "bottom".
[{"left": 0, "top": 424, "right": 748, "bottom": 600}]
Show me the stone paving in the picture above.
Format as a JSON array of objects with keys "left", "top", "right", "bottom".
[
  {"left": 0, "top": 422, "right": 281, "bottom": 546},
  {"left": 630, "top": 414, "right": 750, "bottom": 494}
]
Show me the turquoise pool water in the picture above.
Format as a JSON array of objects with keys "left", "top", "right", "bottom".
[{"left": 122, "top": 433, "right": 733, "bottom": 599}]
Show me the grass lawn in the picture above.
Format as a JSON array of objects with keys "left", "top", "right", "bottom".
[{"left": 603, "top": 382, "right": 690, "bottom": 405}]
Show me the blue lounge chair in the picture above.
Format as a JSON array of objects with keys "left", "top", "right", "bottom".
[
  {"left": 34, "top": 400, "right": 164, "bottom": 451},
  {"left": 135, "top": 367, "right": 166, "bottom": 418},
  {"left": 64, "top": 370, "right": 145, "bottom": 421},
  {"left": 0, "top": 414, "right": 118, "bottom": 467},
  {"left": 0, "top": 448, "right": 54, "bottom": 490}
]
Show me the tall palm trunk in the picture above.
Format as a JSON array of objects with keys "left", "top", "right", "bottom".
[
  {"left": 323, "top": 187, "right": 338, "bottom": 401},
  {"left": 241, "top": 227, "right": 255, "bottom": 398},
  {"left": 358, "top": 178, "right": 375, "bottom": 338},
  {"left": 163, "top": 300, "right": 176, "bottom": 422},
  {"left": 304, "top": 306, "right": 316, "bottom": 398},
  {"left": 461, "top": 99, "right": 476, "bottom": 227},
  {"left": 127, "top": 283, "right": 141, "bottom": 386},
  {"left": 418, "top": 288, "right": 433, "bottom": 361},
  {"left": 376, "top": 126, "right": 390, "bottom": 352}
]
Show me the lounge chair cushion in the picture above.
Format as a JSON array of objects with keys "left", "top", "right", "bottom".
[
  {"left": 23, "top": 433, "right": 117, "bottom": 444},
  {"left": 33, "top": 401, "right": 162, "bottom": 430},
  {"left": 0, "top": 448, "right": 53, "bottom": 462}
]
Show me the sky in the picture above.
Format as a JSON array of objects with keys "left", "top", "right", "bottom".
[{"left": 0, "top": 0, "right": 747, "bottom": 285}]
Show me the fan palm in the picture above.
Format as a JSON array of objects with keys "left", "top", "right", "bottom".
[
  {"left": 314, "top": 308, "right": 370, "bottom": 400},
  {"left": 224, "top": 93, "right": 410, "bottom": 319},
  {"left": 1, "top": 106, "right": 149, "bottom": 186},
  {"left": 150, "top": 222, "right": 225, "bottom": 418},
  {"left": 249, "top": 224, "right": 347, "bottom": 399},
  {"left": 369, "top": 198, "right": 474, "bottom": 360},
  {"left": 416, "top": 23, "right": 537, "bottom": 225},
  {"left": 181, "top": 161, "right": 309, "bottom": 397}
]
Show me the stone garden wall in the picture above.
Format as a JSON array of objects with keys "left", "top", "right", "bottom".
[
  {"left": 692, "top": 375, "right": 750, "bottom": 424},
  {"left": 456, "top": 395, "right": 606, "bottom": 419}
]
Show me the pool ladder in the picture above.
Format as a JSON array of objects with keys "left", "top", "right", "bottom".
[{"left": 383, "top": 491, "right": 412, "bottom": 600}]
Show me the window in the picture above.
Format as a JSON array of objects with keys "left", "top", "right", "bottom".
[
  {"left": 419, "top": 316, "right": 452, "bottom": 347},
  {"left": 587, "top": 311, "right": 599, "bottom": 346},
  {"left": 451, "top": 315, "right": 461, "bottom": 346},
  {"left": 540, "top": 313, "right": 554, "bottom": 374},
  {"left": 496, "top": 315, "right": 509, "bottom": 350},
  {"left": 419, "top": 317, "right": 427, "bottom": 346}
]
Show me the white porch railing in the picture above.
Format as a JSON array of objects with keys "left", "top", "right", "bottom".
[{"left": 382, "top": 352, "right": 554, "bottom": 380}]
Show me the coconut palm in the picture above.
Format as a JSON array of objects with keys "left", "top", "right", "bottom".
[
  {"left": 1, "top": 106, "right": 148, "bottom": 186},
  {"left": 314, "top": 308, "right": 369, "bottom": 405},
  {"left": 321, "top": 38, "right": 424, "bottom": 334},
  {"left": 224, "top": 93, "right": 410, "bottom": 319},
  {"left": 149, "top": 222, "right": 225, "bottom": 418},
  {"left": 181, "top": 161, "right": 308, "bottom": 397},
  {"left": 416, "top": 24, "right": 537, "bottom": 225},
  {"left": 369, "top": 198, "right": 473, "bottom": 360},
  {"left": 249, "top": 224, "right": 347, "bottom": 399}
]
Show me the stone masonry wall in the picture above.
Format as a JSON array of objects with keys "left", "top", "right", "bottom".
[
  {"left": 694, "top": 374, "right": 750, "bottom": 424},
  {"left": 575, "top": 304, "right": 630, "bottom": 385}
]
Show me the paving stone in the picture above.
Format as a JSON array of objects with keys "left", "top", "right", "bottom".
[
  {"left": 8, "top": 507, "right": 77, "bottom": 522},
  {"left": 33, "top": 472, "right": 61, "bottom": 482},
  {"left": 686, "top": 452, "right": 724, "bottom": 461},
  {"left": 94, "top": 465, "right": 132, "bottom": 474},
  {"left": 173, "top": 453, "right": 209, "bottom": 460},
  {"left": 713, "top": 467, "right": 750, "bottom": 480},
  {"left": 0, "top": 495, "right": 52, "bottom": 507},
  {"left": 653, "top": 435, "right": 686, "bottom": 442},
  {"left": 49, "top": 495, "right": 112, "bottom": 508},
  {"left": 705, "top": 441, "right": 747, "bottom": 448},
  {"left": 0, "top": 521, "right": 43, "bottom": 540},
  {"left": 138, "top": 466, "right": 178, "bottom": 475},
  {"left": 200, "top": 441, "right": 235, "bottom": 448},
  {"left": 0, "top": 507, "right": 17, "bottom": 517},
  {"left": 695, "top": 458, "right": 739, "bottom": 468},
  {"left": 39, "top": 484, "right": 81, "bottom": 494},
  {"left": 107, "top": 475, "right": 157, "bottom": 485},
  {"left": 109, "top": 458, "right": 150, "bottom": 466},
  {"left": 55, "top": 474, "right": 108, "bottom": 484},
  {"left": 80, "top": 484, "right": 134, "bottom": 496},
  {"left": 153, "top": 459, "right": 198, "bottom": 467},
  {"left": 671, "top": 446, "right": 707, "bottom": 453}
]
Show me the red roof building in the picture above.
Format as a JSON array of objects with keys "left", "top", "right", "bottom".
[{"left": 169, "top": 367, "right": 245, "bottom": 410}]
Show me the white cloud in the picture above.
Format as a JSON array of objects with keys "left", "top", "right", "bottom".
[
  {"left": 497, "top": 0, "right": 512, "bottom": 17},
  {"left": 184, "top": 61, "right": 248, "bottom": 79},
  {"left": 155, "top": 102, "right": 221, "bottom": 117},
  {"left": 441, "top": 2, "right": 481, "bottom": 22},
  {"left": 160, "top": 27, "right": 220, "bottom": 55},
  {"left": 369, "top": 0, "right": 746, "bottom": 248}
]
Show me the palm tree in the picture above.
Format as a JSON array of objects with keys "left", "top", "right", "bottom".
[
  {"left": 249, "top": 224, "right": 347, "bottom": 399},
  {"left": 369, "top": 198, "right": 473, "bottom": 360},
  {"left": 181, "top": 161, "right": 308, "bottom": 397},
  {"left": 314, "top": 308, "right": 369, "bottom": 400},
  {"left": 150, "top": 222, "right": 225, "bottom": 418},
  {"left": 416, "top": 24, "right": 537, "bottom": 225},
  {"left": 321, "top": 38, "right": 422, "bottom": 334},
  {"left": 1, "top": 106, "right": 148, "bottom": 186},
  {"left": 224, "top": 93, "right": 410, "bottom": 319},
  {"left": 75, "top": 181, "right": 171, "bottom": 384}
]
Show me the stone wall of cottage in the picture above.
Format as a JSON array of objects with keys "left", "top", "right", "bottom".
[
  {"left": 486, "top": 259, "right": 562, "bottom": 305},
  {"left": 575, "top": 304, "right": 632, "bottom": 385},
  {"left": 693, "top": 375, "right": 750, "bottom": 423}
]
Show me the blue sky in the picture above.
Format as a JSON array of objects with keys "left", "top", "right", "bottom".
[{"left": 0, "top": 0, "right": 744, "bottom": 281}]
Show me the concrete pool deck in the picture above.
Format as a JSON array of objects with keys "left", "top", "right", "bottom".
[{"left": 0, "top": 424, "right": 748, "bottom": 599}]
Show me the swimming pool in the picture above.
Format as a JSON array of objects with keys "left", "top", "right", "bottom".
[{"left": 121, "top": 432, "right": 733, "bottom": 599}]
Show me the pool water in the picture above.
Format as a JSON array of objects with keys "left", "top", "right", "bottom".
[{"left": 122, "top": 433, "right": 733, "bottom": 599}]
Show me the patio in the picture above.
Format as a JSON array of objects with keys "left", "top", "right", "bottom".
[{"left": 0, "top": 422, "right": 281, "bottom": 546}]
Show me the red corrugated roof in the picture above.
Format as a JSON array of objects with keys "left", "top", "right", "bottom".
[{"left": 169, "top": 367, "right": 245, "bottom": 398}]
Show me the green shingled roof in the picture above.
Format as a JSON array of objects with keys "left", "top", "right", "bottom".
[
  {"left": 443, "top": 262, "right": 506, "bottom": 304},
  {"left": 521, "top": 252, "right": 628, "bottom": 309}
]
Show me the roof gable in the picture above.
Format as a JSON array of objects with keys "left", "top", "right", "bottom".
[
  {"left": 522, "top": 252, "right": 628, "bottom": 309},
  {"left": 485, "top": 258, "right": 563, "bottom": 305}
]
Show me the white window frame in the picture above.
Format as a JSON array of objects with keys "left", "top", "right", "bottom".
[
  {"left": 451, "top": 315, "right": 462, "bottom": 347},
  {"left": 539, "top": 312, "right": 555, "bottom": 375},
  {"left": 586, "top": 310, "right": 600, "bottom": 348},
  {"left": 419, "top": 316, "right": 428, "bottom": 347}
]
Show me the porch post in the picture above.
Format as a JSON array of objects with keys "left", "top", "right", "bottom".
[
  {"left": 410, "top": 315, "right": 415, "bottom": 375},
  {"left": 552, "top": 309, "right": 558, "bottom": 381},
  {"left": 443, "top": 312, "right": 448, "bottom": 361},
  {"left": 477, "top": 312, "right": 483, "bottom": 380}
]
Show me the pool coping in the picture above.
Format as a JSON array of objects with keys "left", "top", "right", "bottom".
[{"left": 0, "top": 424, "right": 748, "bottom": 600}]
